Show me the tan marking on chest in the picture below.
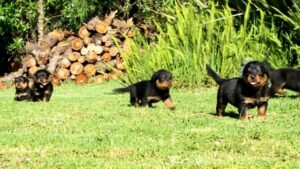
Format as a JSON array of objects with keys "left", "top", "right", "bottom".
[
  {"left": 147, "top": 96, "right": 161, "bottom": 101},
  {"left": 243, "top": 96, "right": 269, "bottom": 104},
  {"left": 16, "top": 93, "right": 28, "bottom": 97}
]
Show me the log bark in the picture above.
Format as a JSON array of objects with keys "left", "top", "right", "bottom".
[
  {"left": 92, "top": 33, "right": 102, "bottom": 45},
  {"left": 23, "top": 55, "right": 36, "bottom": 68},
  {"left": 25, "top": 42, "right": 48, "bottom": 54},
  {"left": 70, "top": 62, "right": 84, "bottom": 75},
  {"left": 103, "top": 10, "right": 117, "bottom": 25},
  {"left": 39, "top": 35, "right": 59, "bottom": 48},
  {"left": 48, "top": 29, "right": 65, "bottom": 41},
  {"left": 85, "top": 16, "right": 101, "bottom": 31},
  {"left": 47, "top": 54, "right": 63, "bottom": 74},
  {"left": 0, "top": 68, "right": 25, "bottom": 82},
  {"left": 29, "top": 66, "right": 39, "bottom": 76},
  {"left": 33, "top": 49, "right": 50, "bottom": 66},
  {"left": 51, "top": 43, "right": 69, "bottom": 55}
]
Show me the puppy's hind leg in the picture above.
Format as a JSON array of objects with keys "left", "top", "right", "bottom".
[
  {"left": 129, "top": 86, "right": 139, "bottom": 107},
  {"left": 130, "top": 94, "right": 139, "bottom": 107},
  {"left": 140, "top": 97, "right": 149, "bottom": 107},
  {"left": 270, "top": 83, "right": 286, "bottom": 97},
  {"left": 216, "top": 100, "right": 227, "bottom": 117}
]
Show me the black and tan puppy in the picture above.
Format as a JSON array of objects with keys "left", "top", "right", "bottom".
[
  {"left": 31, "top": 69, "right": 53, "bottom": 102},
  {"left": 268, "top": 67, "right": 300, "bottom": 97},
  {"left": 113, "top": 69, "right": 175, "bottom": 109},
  {"left": 206, "top": 61, "right": 270, "bottom": 120},
  {"left": 14, "top": 76, "right": 33, "bottom": 101}
]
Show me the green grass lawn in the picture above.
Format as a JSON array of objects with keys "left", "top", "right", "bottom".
[{"left": 0, "top": 81, "right": 299, "bottom": 168}]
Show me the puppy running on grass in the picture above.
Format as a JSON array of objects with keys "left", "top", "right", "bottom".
[
  {"left": 113, "top": 69, "right": 175, "bottom": 110},
  {"left": 206, "top": 61, "right": 270, "bottom": 120}
]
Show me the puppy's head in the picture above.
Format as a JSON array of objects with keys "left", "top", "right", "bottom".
[
  {"left": 34, "top": 69, "right": 52, "bottom": 87},
  {"left": 151, "top": 69, "right": 172, "bottom": 90},
  {"left": 242, "top": 61, "right": 269, "bottom": 88},
  {"left": 15, "top": 76, "right": 29, "bottom": 90}
]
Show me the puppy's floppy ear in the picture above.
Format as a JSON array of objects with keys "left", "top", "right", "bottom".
[
  {"left": 150, "top": 71, "right": 159, "bottom": 83},
  {"left": 261, "top": 61, "right": 272, "bottom": 77}
]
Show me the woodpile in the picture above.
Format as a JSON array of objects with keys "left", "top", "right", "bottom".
[{"left": 1, "top": 11, "right": 132, "bottom": 86}]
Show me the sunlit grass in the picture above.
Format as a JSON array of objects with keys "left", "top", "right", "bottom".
[{"left": 0, "top": 82, "right": 299, "bottom": 168}]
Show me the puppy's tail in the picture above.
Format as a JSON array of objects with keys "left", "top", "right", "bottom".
[
  {"left": 113, "top": 85, "right": 132, "bottom": 93},
  {"left": 206, "top": 65, "right": 225, "bottom": 85}
]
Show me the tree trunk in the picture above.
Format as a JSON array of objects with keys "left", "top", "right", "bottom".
[{"left": 38, "top": 0, "right": 44, "bottom": 42}]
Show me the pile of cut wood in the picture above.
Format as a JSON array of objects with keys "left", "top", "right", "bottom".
[{"left": 2, "top": 11, "right": 134, "bottom": 86}]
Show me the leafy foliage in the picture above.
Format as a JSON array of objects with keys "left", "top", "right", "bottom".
[{"left": 122, "top": 2, "right": 297, "bottom": 88}]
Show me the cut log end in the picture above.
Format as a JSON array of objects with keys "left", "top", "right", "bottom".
[{"left": 75, "top": 73, "right": 88, "bottom": 85}]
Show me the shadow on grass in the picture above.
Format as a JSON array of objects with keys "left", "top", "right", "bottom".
[
  {"left": 270, "top": 95, "right": 300, "bottom": 99},
  {"left": 208, "top": 111, "right": 239, "bottom": 119}
]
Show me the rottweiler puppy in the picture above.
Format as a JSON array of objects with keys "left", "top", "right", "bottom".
[
  {"left": 206, "top": 61, "right": 270, "bottom": 120},
  {"left": 113, "top": 69, "right": 175, "bottom": 110},
  {"left": 31, "top": 69, "right": 53, "bottom": 102},
  {"left": 14, "top": 76, "right": 33, "bottom": 101},
  {"left": 268, "top": 67, "right": 300, "bottom": 97}
]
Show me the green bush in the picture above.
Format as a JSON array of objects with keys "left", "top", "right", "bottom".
[{"left": 122, "top": 2, "right": 295, "bottom": 88}]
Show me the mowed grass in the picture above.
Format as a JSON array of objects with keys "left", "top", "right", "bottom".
[{"left": 0, "top": 81, "right": 299, "bottom": 168}]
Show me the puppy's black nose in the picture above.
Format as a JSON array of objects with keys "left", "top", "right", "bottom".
[{"left": 250, "top": 74, "right": 256, "bottom": 79}]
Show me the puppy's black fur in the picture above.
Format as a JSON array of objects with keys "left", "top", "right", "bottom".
[
  {"left": 113, "top": 69, "right": 175, "bottom": 109},
  {"left": 14, "top": 76, "right": 33, "bottom": 101},
  {"left": 31, "top": 69, "right": 53, "bottom": 102},
  {"left": 268, "top": 67, "right": 300, "bottom": 97},
  {"left": 206, "top": 61, "right": 270, "bottom": 119}
]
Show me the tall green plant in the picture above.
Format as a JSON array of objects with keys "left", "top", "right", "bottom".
[{"left": 122, "top": 1, "right": 289, "bottom": 88}]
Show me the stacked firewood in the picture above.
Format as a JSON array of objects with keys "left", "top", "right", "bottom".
[{"left": 5, "top": 11, "right": 134, "bottom": 86}]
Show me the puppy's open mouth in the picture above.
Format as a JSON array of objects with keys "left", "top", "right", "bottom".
[
  {"left": 250, "top": 81, "right": 259, "bottom": 85},
  {"left": 39, "top": 82, "right": 49, "bottom": 88}
]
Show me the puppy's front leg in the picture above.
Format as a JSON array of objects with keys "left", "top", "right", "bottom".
[
  {"left": 43, "top": 90, "right": 52, "bottom": 102},
  {"left": 238, "top": 104, "right": 251, "bottom": 120},
  {"left": 257, "top": 102, "right": 268, "bottom": 119},
  {"left": 163, "top": 97, "right": 175, "bottom": 110}
]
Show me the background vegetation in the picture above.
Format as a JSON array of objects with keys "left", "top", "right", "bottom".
[
  {"left": 1, "top": 0, "right": 300, "bottom": 87},
  {"left": 122, "top": 0, "right": 300, "bottom": 88}
]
